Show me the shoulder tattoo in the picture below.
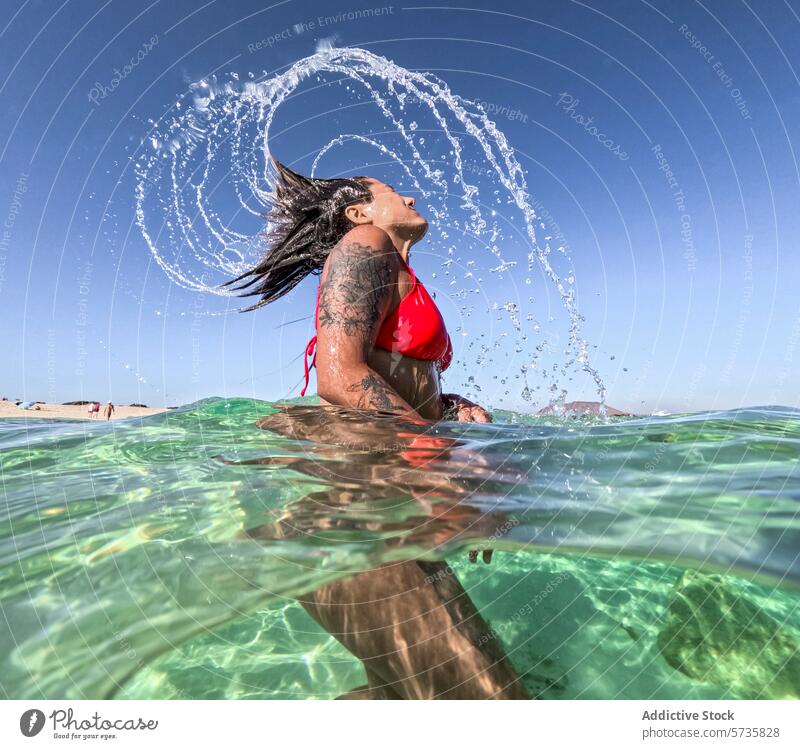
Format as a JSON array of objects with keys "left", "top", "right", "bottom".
[{"left": 317, "top": 241, "right": 394, "bottom": 339}]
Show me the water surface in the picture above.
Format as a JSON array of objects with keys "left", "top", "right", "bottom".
[{"left": 1, "top": 398, "right": 798, "bottom": 699}]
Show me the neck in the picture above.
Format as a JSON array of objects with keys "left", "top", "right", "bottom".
[{"left": 379, "top": 228, "right": 415, "bottom": 263}]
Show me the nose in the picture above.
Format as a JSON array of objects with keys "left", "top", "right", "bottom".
[{"left": 405, "top": 196, "right": 416, "bottom": 208}]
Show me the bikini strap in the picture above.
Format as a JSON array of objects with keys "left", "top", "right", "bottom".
[
  {"left": 300, "top": 335, "right": 317, "bottom": 396},
  {"left": 301, "top": 284, "right": 322, "bottom": 396}
]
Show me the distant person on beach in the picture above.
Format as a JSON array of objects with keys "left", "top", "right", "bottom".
[
  {"left": 224, "top": 157, "right": 526, "bottom": 699},
  {"left": 104, "top": 401, "right": 115, "bottom": 420},
  {"left": 88, "top": 402, "right": 100, "bottom": 418}
]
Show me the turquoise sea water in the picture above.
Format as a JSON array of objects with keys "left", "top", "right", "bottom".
[{"left": 0, "top": 398, "right": 798, "bottom": 699}]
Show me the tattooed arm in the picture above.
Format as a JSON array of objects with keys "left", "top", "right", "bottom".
[{"left": 315, "top": 226, "right": 424, "bottom": 420}]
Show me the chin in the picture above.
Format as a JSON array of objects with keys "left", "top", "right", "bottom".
[
  {"left": 411, "top": 218, "right": 428, "bottom": 242},
  {"left": 395, "top": 216, "right": 428, "bottom": 241}
]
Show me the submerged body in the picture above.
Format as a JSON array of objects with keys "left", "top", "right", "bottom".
[
  {"left": 281, "top": 193, "right": 525, "bottom": 697},
  {"left": 233, "top": 165, "right": 521, "bottom": 697},
  {"left": 298, "top": 558, "right": 528, "bottom": 699}
]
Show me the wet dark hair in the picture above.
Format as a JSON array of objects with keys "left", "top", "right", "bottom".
[{"left": 222, "top": 156, "right": 374, "bottom": 312}]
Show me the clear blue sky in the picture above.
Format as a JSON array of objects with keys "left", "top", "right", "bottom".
[{"left": 1, "top": 0, "right": 799, "bottom": 414}]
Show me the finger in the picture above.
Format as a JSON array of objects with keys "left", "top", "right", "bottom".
[{"left": 472, "top": 407, "right": 490, "bottom": 423}]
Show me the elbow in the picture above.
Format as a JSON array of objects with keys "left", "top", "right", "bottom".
[
  {"left": 316, "top": 370, "right": 347, "bottom": 404},
  {"left": 316, "top": 372, "right": 336, "bottom": 403},
  {"left": 316, "top": 363, "right": 368, "bottom": 404},
  {"left": 316, "top": 383, "right": 337, "bottom": 403}
]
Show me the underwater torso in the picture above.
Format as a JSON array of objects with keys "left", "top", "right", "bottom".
[{"left": 301, "top": 251, "right": 452, "bottom": 420}]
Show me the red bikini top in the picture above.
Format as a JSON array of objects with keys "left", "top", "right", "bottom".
[{"left": 300, "top": 254, "right": 453, "bottom": 396}]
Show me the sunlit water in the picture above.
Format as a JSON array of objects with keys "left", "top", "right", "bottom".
[{"left": 1, "top": 399, "right": 798, "bottom": 699}]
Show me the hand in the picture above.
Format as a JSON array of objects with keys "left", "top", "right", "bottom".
[{"left": 441, "top": 393, "right": 492, "bottom": 423}]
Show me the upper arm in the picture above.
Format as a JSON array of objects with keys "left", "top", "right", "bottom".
[{"left": 315, "top": 227, "right": 398, "bottom": 372}]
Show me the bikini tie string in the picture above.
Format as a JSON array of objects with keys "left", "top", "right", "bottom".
[{"left": 300, "top": 335, "right": 317, "bottom": 396}]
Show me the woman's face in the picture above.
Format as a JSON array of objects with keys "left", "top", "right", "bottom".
[{"left": 356, "top": 179, "right": 428, "bottom": 242}]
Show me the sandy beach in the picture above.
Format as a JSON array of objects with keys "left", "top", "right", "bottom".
[{"left": 0, "top": 400, "right": 167, "bottom": 421}]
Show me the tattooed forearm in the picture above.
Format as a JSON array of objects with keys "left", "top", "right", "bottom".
[
  {"left": 345, "top": 372, "right": 406, "bottom": 412},
  {"left": 317, "top": 242, "right": 393, "bottom": 341}
]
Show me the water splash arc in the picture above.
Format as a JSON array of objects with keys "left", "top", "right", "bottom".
[{"left": 134, "top": 44, "right": 605, "bottom": 405}]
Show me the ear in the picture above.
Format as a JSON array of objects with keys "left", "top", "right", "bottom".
[{"left": 344, "top": 202, "right": 372, "bottom": 225}]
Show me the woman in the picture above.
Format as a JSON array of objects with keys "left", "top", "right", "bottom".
[
  {"left": 225, "top": 157, "right": 528, "bottom": 699},
  {"left": 225, "top": 158, "right": 490, "bottom": 424}
]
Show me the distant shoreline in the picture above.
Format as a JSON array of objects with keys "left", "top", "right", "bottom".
[{"left": 0, "top": 401, "right": 167, "bottom": 421}]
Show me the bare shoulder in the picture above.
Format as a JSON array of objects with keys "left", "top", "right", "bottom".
[
  {"left": 342, "top": 223, "right": 395, "bottom": 250},
  {"left": 322, "top": 225, "right": 399, "bottom": 282},
  {"left": 317, "top": 226, "right": 401, "bottom": 335}
]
